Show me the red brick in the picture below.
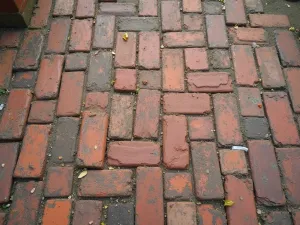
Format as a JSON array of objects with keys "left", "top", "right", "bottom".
[
  {"left": 0, "top": 143, "right": 18, "bottom": 203},
  {"left": 57, "top": 72, "right": 84, "bottom": 116},
  {"left": 231, "top": 45, "right": 258, "bottom": 86},
  {"left": 35, "top": 55, "right": 64, "bottom": 99},
  {"left": 255, "top": 47, "right": 285, "bottom": 88},
  {"left": 139, "top": 0, "right": 157, "bottom": 16},
  {"left": 197, "top": 205, "right": 226, "bottom": 225},
  {"left": 188, "top": 117, "right": 214, "bottom": 140},
  {"left": 108, "top": 141, "right": 160, "bottom": 166},
  {"left": 115, "top": 32, "right": 137, "bottom": 67},
  {"left": 162, "top": 49, "right": 184, "bottom": 91},
  {"left": 225, "top": 176, "right": 258, "bottom": 225},
  {"left": 93, "top": 15, "right": 115, "bottom": 48},
  {"left": 238, "top": 87, "right": 264, "bottom": 117},
  {"left": 0, "top": 89, "right": 32, "bottom": 140},
  {"left": 248, "top": 140, "right": 286, "bottom": 206},
  {"left": 114, "top": 69, "right": 137, "bottom": 91},
  {"left": 72, "top": 201, "right": 102, "bottom": 225},
  {"left": 211, "top": 49, "right": 231, "bottom": 69},
  {"left": 277, "top": 148, "right": 300, "bottom": 205},
  {"left": 206, "top": 15, "right": 228, "bottom": 48},
  {"left": 0, "top": 213, "right": 4, "bottom": 225},
  {"left": 220, "top": 150, "right": 247, "bottom": 175},
  {"left": 249, "top": 14, "right": 290, "bottom": 27},
  {"left": 65, "top": 53, "right": 88, "bottom": 71},
  {"left": 183, "top": 14, "right": 204, "bottom": 31},
  {"left": 167, "top": 202, "right": 197, "bottom": 225},
  {"left": 183, "top": 0, "right": 201, "bottom": 12},
  {"left": 138, "top": 70, "right": 161, "bottom": 90},
  {"left": 85, "top": 92, "right": 109, "bottom": 112},
  {"left": 53, "top": 0, "right": 74, "bottom": 15},
  {"left": 187, "top": 72, "right": 233, "bottom": 93},
  {"left": 30, "top": 0, "right": 52, "bottom": 28},
  {"left": 0, "top": 49, "right": 16, "bottom": 88},
  {"left": 99, "top": 3, "right": 136, "bottom": 15},
  {"left": 213, "top": 94, "right": 243, "bottom": 146},
  {"left": 136, "top": 167, "right": 164, "bottom": 225},
  {"left": 263, "top": 92, "right": 300, "bottom": 145},
  {"left": 7, "top": 181, "right": 43, "bottom": 225},
  {"left": 46, "top": 18, "right": 71, "bottom": 53},
  {"left": 185, "top": 48, "right": 209, "bottom": 70},
  {"left": 45, "top": 166, "right": 74, "bottom": 197},
  {"left": 293, "top": 211, "right": 300, "bottom": 225},
  {"left": 28, "top": 101, "right": 56, "bottom": 123},
  {"left": 236, "top": 27, "right": 267, "bottom": 43},
  {"left": 76, "top": 0, "right": 95, "bottom": 18},
  {"left": 225, "top": 0, "right": 246, "bottom": 24},
  {"left": 138, "top": 32, "right": 160, "bottom": 69},
  {"left": 14, "top": 125, "right": 51, "bottom": 178},
  {"left": 0, "top": 30, "right": 22, "bottom": 47},
  {"left": 161, "top": 1, "right": 181, "bottom": 31},
  {"left": 164, "top": 173, "right": 193, "bottom": 200},
  {"left": 78, "top": 170, "right": 133, "bottom": 197},
  {"left": 285, "top": 68, "right": 300, "bottom": 113},
  {"left": 265, "top": 212, "right": 293, "bottom": 225},
  {"left": 42, "top": 199, "right": 72, "bottom": 225},
  {"left": 69, "top": 19, "right": 93, "bottom": 52},
  {"left": 163, "top": 32, "right": 206, "bottom": 47}
]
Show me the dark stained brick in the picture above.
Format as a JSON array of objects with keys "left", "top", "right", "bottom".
[
  {"left": 167, "top": 202, "right": 197, "bottom": 225},
  {"left": 164, "top": 173, "right": 193, "bottom": 200},
  {"left": 99, "top": 3, "right": 136, "bottom": 15},
  {"left": 108, "top": 203, "right": 134, "bottom": 225},
  {"left": 203, "top": 2, "right": 223, "bottom": 14},
  {"left": 138, "top": 70, "right": 161, "bottom": 90},
  {"left": 0, "top": 29, "right": 22, "bottom": 47},
  {"left": 265, "top": 212, "right": 293, "bottom": 225},
  {"left": 93, "top": 15, "right": 115, "bottom": 48},
  {"left": 244, "top": 117, "right": 269, "bottom": 139},
  {"left": 28, "top": 101, "right": 56, "bottom": 124},
  {"left": 245, "top": 0, "right": 263, "bottom": 12},
  {"left": 0, "top": 49, "right": 16, "bottom": 89},
  {"left": 65, "top": 53, "right": 88, "bottom": 71},
  {"left": 210, "top": 49, "right": 231, "bottom": 69},
  {"left": 72, "top": 201, "right": 102, "bottom": 225},
  {"left": 12, "top": 71, "right": 37, "bottom": 89},
  {"left": 117, "top": 17, "right": 159, "bottom": 31}
]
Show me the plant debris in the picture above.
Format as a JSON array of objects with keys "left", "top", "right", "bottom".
[
  {"left": 224, "top": 200, "right": 235, "bottom": 207},
  {"left": 78, "top": 169, "right": 88, "bottom": 179}
]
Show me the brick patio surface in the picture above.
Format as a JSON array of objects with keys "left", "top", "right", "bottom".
[{"left": 0, "top": 0, "right": 300, "bottom": 224}]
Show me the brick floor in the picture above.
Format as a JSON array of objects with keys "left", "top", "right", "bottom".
[{"left": 0, "top": 0, "right": 299, "bottom": 224}]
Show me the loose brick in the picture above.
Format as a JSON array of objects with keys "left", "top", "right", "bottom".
[
  {"left": 115, "top": 32, "right": 136, "bottom": 67},
  {"left": 192, "top": 142, "right": 224, "bottom": 200},
  {"left": 78, "top": 170, "right": 133, "bottom": 197},
  {"left": 73, "top": 201, "right": 102, "bottom": 225},
  {"left": 265, "top": 212, "right": 293, "bottom": 225},
  {"left": 0, "top": 89, "right": 32, "bottom": 140},
  {"left": 231, "top": 45, "right": 258, "bottom": 86},
  {"left": 277, "top": 148, "right": 300, "bottom": 205},
  {"left": 161, "top": 1, "right": 181, "bottom": 31},
  {"left": 293, "top": 211, "right": 300, "bottom": 225},
  {"left": 164, "top": 173, "right": 193, "bottom": 200},
  {"left": 203, "top": 2, "right": 223, "bottom": 14},
  {"left": 139, "top": 0, "right": 157, "bottom": 16},
  {"left": 197, "top": 205, "right": 227, "bottom": 225},
  {"left": 12, "top": 71, "right": 37, "bottom": 88},
  {"left": 167, "top": 202, "right": 197, "bottom": 225},
  {"left": 57, "top": 72, "right": 84, "bottom": 116},
  {"left": 249, "top": 14, "right": 290, "bottom": 27},
  {"left": 225, "top": 176, "right": 258, "bottom": 225},
  {"left": 14, "top": 31, "right": 43, "bottom": 70},
  {"left": 76, "top": 0, "right": 95, "bottom": 18},
  {"left": 0, "top": 143, "right": 18, "bottom": 203},
  {"left": 238, "top": 87, "right": 264, "bottom": 117},
  {"left": 46, "top": 18, "right": 71, "bottom": 53},
  {"left": 225, "top": 0, "right": 246, "bottom": 24},
  {"left": 53, "top": 0, "right": 74, "bottom": 15},
  {"left": 93, "top": 15, "right": 115, "bottom": 48},
  {"left": 108, "top": 141, "right": 160, "bottom": 166},
  {"left": 85, "top": 92, "right": 109, "bottom": 112},
  {"left": 114, "top": 69, "right": 137, "bottom": 91},
  {"left": 163, "top": 32, "right": 206, "bottom": 47},
  {"left": 285, "top": 68, "right": 300, "bottom": 113},
  {"left": 0, "top": 29, "right": 22, "bottom": 47},
  {"left": 7, "top": 181, "right": 43, "bottom": 225},
  {"left": 248, "top": 140, "right": 286, "bottom": 206},
  {"left": 69, "top": 19, "right": 93, "bottom": 52},
  {"left": 210, "top": 49, "right": 231, "bottom": 69},
  {"left": 35, "top": 55, "right": 64, "bottom": 99},
  {"left": 263, "top": 92, "right": 300, "bottom": 145},
  {"left": 183, "top": 0, "right": 201, "bottom": 12},
  {"left": 136, "top": 167, "right": 164, "bottom": 225},
  {"left": 220, "top": 150, "right": 248, "bottom": 175},
  {"left": 45, "top": 166, "right": 74, "bottom": 197},
  {"left": 162, "top": 49, "right": 184, "bottom": 91},
  {"left": 245, "top": 0, "right": 263, "bottom": 12},
  {"left": 244, "top": 117, "right": 269, "bottom": 139},
  {"left": 187, "top": 72, "right": 233, "bottom": 93},
  {"left": 65, "top": 53, "right": 88, "bottom": 71},
  {"left": 28, "top": 101, "right": 56, "bottom": 123},
  {"left": 256, "top": 47, "right": 285, "bottom": 88},
  {"left": 213, "top": 94, "right": 243, "bottom": 146},
  {"left": 30, "top": 0, "right": 52, "bottom": 28},
  {"left": 0, "top": 50, "right": 16, "bottom": 89},
  {"left": 185, "top": 48, "right": 208, "bottom": 70},
  {"left": 138, "top": 32, "right": 160, "bottom": 69},
  {"left": 42, "top": 199, "right": 72, "bottom": 225},
  {"left": 188, "top": 117, "right": 214, "bottom": 140},
  {"left": 108, "top": 203, "right": 134, "bottom": 225},
  {"left": 183, "top": 14, "right": 204, "bottom": 31},
  {"left": 138, "top": 70, "right": 161, "bottom": 90},
  {"left": 206, "top": 15, "right": 228, "bottom": 48},
  {"left": 99, "top": 3, "right": 136, "bottom": 15},
  {"left": 117, "top": 17, "right": 159, "bottom": 31}
]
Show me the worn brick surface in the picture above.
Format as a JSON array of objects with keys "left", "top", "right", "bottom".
[
  {"left": 100, "top": 3, "right": 136, "bottom": 15},
  {"left": 167, "top": 202, "right": 197, "bottom": 225},
  {"left": 203, "top": 2, "right": 223, "bottom": 14},
  {"left": 0, "top": 50, "right": 16, "bottom": 89},
  {"left": 188, "top": 117, "right": 214, "bottom": 140},
  {"left": 72, "top": 201, "right": 102, "bottom": 225},
  {"left": 85, "top": 92, "right": 109, "bottom": 111},
  {"left": 197, "top": 205, "right": 227, "bottom": 225},
  {"left": 163, "top": 32, "right": 206, "bottom": 47},
  {"left": 114, "top": 69, "right": 137, "bottom": 91},
  {"left": 115, "top": 32, "right": 137, "bottom": 67},
  {"left": 53, "top": 0, "right": 74, "bottom": 15},
  {"left": 236, "top": 27, "right": 267, "bottom": 43},
  {"left": 238, "top": 87, "right": 264, "bottom": 117},
  {"left": 220, "top": 150, "right": 248, "bottom": 175},
  {"left": 225, "top": 0, "right": 246, "bottom": 24},
  {"left": 28, "top": 100, "right": 56, "bottom": 123},
  {"left": 65, "top": 53, "right": 88, "bottom": 71},
  {"left": 139, "top": 0, "right": 157, "bottom": 16},
  {"left": 12, "top": 71, "right": 37, "bottom": 88},
  {"left": 244, "top": 117, "right": 269, "bottom": 139},
  {"left": 0, "top": 213, "right": 4, "bottom": 225},
  {"left": 265, "top": 212, "right": 293, "bottom": 225},
  {"left": 76, "top": 0, "right": 95, "bottom": 18},
  {"left": 185, "top": 48, "right": 209, "bottom": 70},
  {"left": 0, "top": 29, "right": 22, "bottom": 47},
  {"left": 164, "top": 173, "right": 193, "bottom": 200},
  {"left": 183, "top": 14, "right": 204, "bottom": 31},
  {"left": 249, "top": 14, "right": 290, "bottom": 27},
  {"left": 183, "top": 0, "right": 202, "bottom": 12},
  {"left": 42, "top": 199, "right": 72, "bottom": 225},
  {"left": 206, "top": 15, "right": 228, "bottom": 48},
  {"left": 138, "top": 32, "right": 160, "bottom": 69},
  {"left": 70, "top": 19, "right": 93, "bottom": 52},
  {"left": 30, "top": 0, "right": 52, "bottom": 28},
  {"left": 93, "top": 15, "right": 115, "bottom": 48},
  {"left": 245, "top": 0, "right": 263, "bottom": 12},
  {"left": 285, "top": 68, "right": 300, "bottom": 113},
  {"left": 138, "top": 70, "right": 161, "bottom": 90},
  {"left": 210, "top": 49, "right": 231, "bottom": 69},
  {"left": 161, "top": 1, "right": 181, "bottom": 31},
  {"left": 117, "top": 17, "right": 159, "bottom": 31},
  {"left": 108, "top": 203, "right": 134, "bottom": 225}
]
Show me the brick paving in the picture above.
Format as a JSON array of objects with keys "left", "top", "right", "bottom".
[{"left": 0, "top": 0, "right": 300, "bottom": 224}]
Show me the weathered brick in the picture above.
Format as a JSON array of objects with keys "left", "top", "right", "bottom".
[
  {"left": 265, "top": 212, "right": 293, "bottom": 225},
  {"left": 35, "top": 55, "right": 64, "bottom": 99},
  {"left": 70, "top": 19, "right": 93, "bottom": 52},
  {"left": 220, "top": 150, "right": 248, "bottom": 175},
  {"left": 114, "top": 69, "right": 137, "bottom": 91},
  {"left": 12, "top": 71, "right": 37, "bottom": 88},
  {"left": 108, "top": 203, "right": 134, "bottom": 225},
  {"left": 225, "top": 0, "right": 246, "bottom": 24},
  {"left": 76, "top": 0, "right": 95, "bottom": 18},
  {"left": 28, "top": 101, "right": 56, "bottom": 123},
  {"left": 117, "top": 17, "right": 159, "bottom": 31},
  {"left": 0, "top": 213, "right": 4, "bottom": 225},
  {"left": 53, "top": 0, "right": 74, "bottom": 15},
  {"left": 263, "top": 92, "right": 300, "bottom": 145},
  {"left": 99, "top": 3, "right": 136, "bottom": 15},
  {"left": 0, "top": 49, "right": 16, "bottom": 89},
  {"left": 210, "top": 49, "right": 231, "bottom": 69},
  {"left": 93, "top": 15, "right": 115, "bottom": 48},
  {"left": 167, "top": 202, "right": 197, "bottom": 225},
  {"left": 65, "top": 53, "right": 88, "bottom": 71},
  {"left": 42, "top": 199, "right": 72, "bottom": 225},
  {"left": 293, "top": 211, "right": 300, "bottom": 225},
  {"left": 245, "top": 0, "right": 263, "bottom": 13},
  {"left": 0, "top": 29, "right": 22, "bottom": 47},
  {"left": 78, "top": 170, "right": 133, "bottom": 197},
  {"left": 249, "top": 14, "right": 290, "bottom": 27},
  {"left": 188, "top": 117, "right": 214, "bottom": 140},
  {"left": 206, "top": 15, "right": 228, "bottom": 48},
  {"left": 285, "top": 68, "right": 300, "bottom": 113},
  {"left": 85, "top": 92, "right": 109, "bottom": 112},
  {"left": 203, "top": 2, "right": 223, "bottom": 14},
  {"left": 139, "top": 0, "right": 157, "bottom": 16},
  {"left": 138, "top": 32, "right": 160, "bottom": 69},
  {"left": 183, "top": 0, "right": 201, "bottom": 12},
  {"left": 185, "top": 48, "right": 208, "bottom": 70},
  {"left": 163, "top": 32, "right": 206, "bottom": 47},
  {"left": 115, "top": 32, "right": 137, "bottom": 67},
  {"left": 138, "top": 70, "right": 161, "bottom": 90},
  {"left": 0, "top": 89, "right": 32, "bottom": 140},
  {"left": 248, "top": 140, "right": 286, "bottom": 206},
  {"left": 244, "top": 117, "right": 269, "bottom": 139},
  {"left": 136, "top": 167, "right": 164, "bottom": 225},
  {"left": 164, "top": 173, "right": 193, "bottom": 200},
  {"left": 197, "top": 205, "right": 227, "bottom": 225},
  {"left": 236, "top": 27, "right": 267, "bottom": 42},
  {"left": 238, "top": 87, "right": 264, "bottom": 117},
  {"left": 213, "top": 94, "right": 243, "bottom": 146},
  {"left": 183, "top": 14, "right": 204, "bottom": 31},
  {"left": 30, "top": 0, "right": 52, "bottom": 28},
  {"left": 72, "top": 201, "right": 102, "bottom": 225},
  {"left": 161, "top": 1, "right": 181, "bottom": 31}
]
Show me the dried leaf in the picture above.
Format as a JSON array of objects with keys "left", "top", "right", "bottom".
[
  {"left": 78, "top": 170, "right": 88, "bottom": 179},
  {"left": 101, "top": 222, "right": 106, "bottom": 225},
  {"left": 108, "top": 166, "right": 114, "bottom": 170},
  {"left": 103, "top": 205, "right": 108, "bottom": 209},
  {"left": 122, "top": 33, "right": 129, "bottom": 41},
  {"left": 224, "top": 200, "right": 234, "bottom": 207},
  {"left": 30, "top": 188, "right": 36, "bottom": 194}
]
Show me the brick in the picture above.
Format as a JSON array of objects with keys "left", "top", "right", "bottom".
[
  {"left": 245, "top": 0, "right": 263, "bottom": 12},
  {"left": 7, "top": 181, "right": 43, "bottom": 225},
  {"left": 45, "top": 166, "right": 73, "bottom": 197},
  {"left": 46, "top": 18, "right": 71, "bottom": 53},
  {"left": 285, "top": 68, "right": 300, "bottom": 113},
  {"left": 183, "top": 0, "right": 201, "bottom": 12},
  {"left": 224, "top": 176, "right": 258, "bottom": 225},
  {"left": 164, "top": 93, "right": 211, "bottom": 114},
  {"left": 35, "top": 55, "right": 64, "bottom": 99},
  {"left": 108, "top": 203, "right": 134, "bottom": 225},
  {"left": 109, "top": 94, "right": 134, "bottom": 139},
  {"left": 139, "top": 0, "right": 157, "bottom": 16},
  {"left": 163, "top": 32, "right": 206, "bottom": 47},
  {"left": 231, "top": 45, "right": 258, "bottom": 86},
  {"left": 164, "top": 173, "right": 193, "bottom": 200},
  {"left": 203, "top": 2, "right": 223, "bottom": 14},
  {"left": 78, "top": 170, "right": 133, "bottom": 197},
  {"left": 237, "top": 27, "right": 267, "bottom": 43},
  {"left": 220, "top": 150, "right": 247, "bottom": 175},
  {"left": 42, "top": 199, "right": 72, "bottom": 225},
  {"left": 183, "top": 14, "right": 204, "bottom": 31},
  {"left": 161, "top": 1, "right": 181, "bottom": 31},
  {"left": 93, "top": 15, "right": 115, "bottom": 48},
  {"left": 115, "top": 32, "right": 137, "bottom": 67},
  {"left": 225, "top": 0, "right": 246, "bottom": 24},
  {"left": 114, "top": 69, "right": 137, "bottom": 91},
  {"left": 0, "top": 213, "right": 4, "bottom": 225},
  {"left": 87, "top": 52, "right": 112, "bottom": 91},
  {"left": 244, "top": 117, "right": 269, "bottom": 139},
  {"left": 0, "top": 143, "right": 18, "bottom": 203},
  {"left": 0, "top": 29, "right": 22, "bottom": 47},
  {"left": 162, "top": 49, "right": 184, "bottom": 91},
  {"left": 255, "top": 47, "right": 285, "bottom": 88},
  {"left": 188, "top": 117, "right": 214, "bottom": 140},
  {"left": 65, "top": 53, "right": 88, "bottom": 71},
  {"left": 138, "top": 32, "right": 160, "bottom": 69},
  {"left": 185, "top": 48, "right": 208, "bottom": 70},
  {"left": 210, "top": 49, "right": 231, "bottom": 69},
  {"left": 187, "top": 72, "right": 233, "bottom": 93},
  {"left": 248, "top": 140, "right": 286, "bottom": 206},
  {"left": 277, "top": 148, "right": 300, "bottom": 205},
  {"left": 12, "top": 71, "right": 37, "bottom": 88},
  {"left": 28, "top": 101, "right": 56, "bottom": 123},
  {"left": 53, "top": 0, "right": 74, "bottom": 15},
  {"left": 70, "top": 19, "right": 93, "bottom": 52},
  {"left": 263, "top": 92, "right": 300, "bottom": 145},
  {"left": 0, "top": 50, "right": 16, "bottom": 89},
  {"left": 14, "top": 31, "right": 43, "bottom": 70},
  {"left": 108, "top": 141, "right": 160, "bottom": 166},
  {"left": 206, "top": 15, "right": 228, "bottom": 48},
  {"left": 57, "top": 72, "right": 84, "bottom": 116},
  {"left": 249, "top": 14, "right": 290, "bottom": 27},
  {"left": 117, "top": 17, "right": 159, "bottom": 31},
  {"left": 213, "top": 94, "right": 243, "bottom": 146},
  {"left": 99, "top": 3, "right": 136, "bottom": 15},
  {"left": 136, "top": 167, "right": 164, "bottom": 225},
  {"left": 85, "top": 92, "right": 109, "bottom": 112},
  {"left": 138, "top": 70, "right": 161, "bottom": 90},
  {"left": 238, "top": 87, "right": 264, "bottom": 117},
  {"left": 0, "top": 89, "right": 32, "bottom": 140},
  {"left": 167, "top": 202, "right": 196, "bottom": 225},
  {"left": 265, "top": 212, "right": 293, "bottom": 225},
  {"left": 73, "top": 201, "right": 102, "bottom": 225},
  {"left": 292, "top": 211, "right": 300, "bottom": 225},
  {"left": 30, "top": 0, "right": 52, "bottom": 28},
  {"left": 76, "top": 0, "right": 95, "bottom": 18},
  {"left": 275, "top": 30, "right": 300, "bottom": 67},
  {"left": 197, "top": 205, "right": 227, "bottom": 225}
]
